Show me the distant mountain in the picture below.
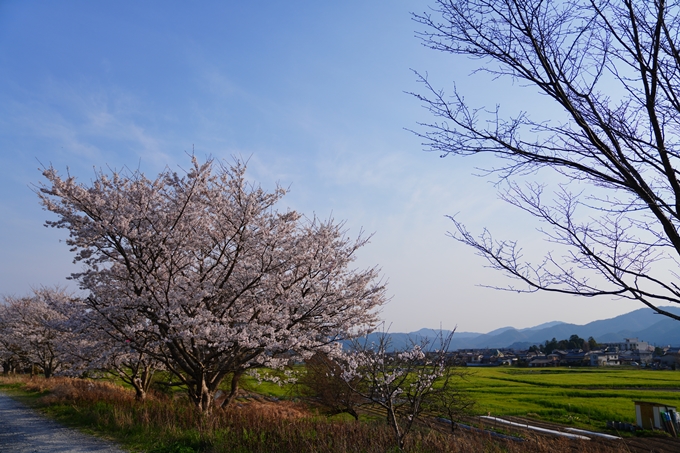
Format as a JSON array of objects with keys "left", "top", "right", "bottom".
[
  {"left": 464, "top": 306, "right": 680, "bottom": 349},
  {"left": 635, "top": 317, "right": 680, "bottom": 346},
  {"left": 409, "top": 328, "right": 482, "bottom": 339},
  {"left": 485, "top": 326, "right": 515, "bottom": 336},
  {"left": 486, "top": 321, "right": 565, "bottom": 337},
  {"left": 519, "top": 321, "right": 564, "bottom": 332},
  {"left": 354, "top": 328, "right": 481, "bottom": 351},
  {"left": 351, "top": 306, "right": 680, "bottom": 351}
]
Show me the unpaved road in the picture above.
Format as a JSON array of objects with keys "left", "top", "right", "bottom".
[{"left": 0, "top": 392, "right": 127, "bottom": 452}]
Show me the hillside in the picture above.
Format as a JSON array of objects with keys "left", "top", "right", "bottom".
[{"left": 359, "top": 306, "right": 680, "bottom": 351}]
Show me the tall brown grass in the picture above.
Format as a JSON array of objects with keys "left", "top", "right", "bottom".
[
  {"left": 22, "top": 376, "right": 135, "bottom": 404},
  {"left": 0, "top": 375, "right": 623, "bottom": 452}
]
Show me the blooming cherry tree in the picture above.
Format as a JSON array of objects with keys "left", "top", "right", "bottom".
[
  {"left": 54, "top": 301, "right": 162, "bottom": 401},
  {"left": 0, "top": 288, "right": 75, "bottom": 378},
  {"left": 341, "top": 330, "right": 455, "bottom": 451},
  {"left": 0, "top": 304, "right": 28, "bottom": 374},
  {"left": 39, "top": 157, "right": 386, "bottom": 413}
]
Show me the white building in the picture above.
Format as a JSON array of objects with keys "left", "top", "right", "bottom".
[
  {"left": 590, "top": 351, "right": 620, "bottom": 366},
  {"left": 604, "top": 338, "right": 652, "bottom": 352}
]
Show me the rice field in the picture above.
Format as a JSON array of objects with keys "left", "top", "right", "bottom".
[{"left": 459, "top": 367, "right": 680, "bottom": 429}]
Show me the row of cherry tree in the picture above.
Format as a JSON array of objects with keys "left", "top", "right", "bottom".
[
  {"left": 0, "top": 287, "right": 157, "bottom": 400},
  {"left": 0, "top": 288, "right": 71, "bottom": 380},
  {"left": 1, "top": 157, "right": 388, "bottom": 414},
  {"left": 0, "top": 287, "right": 471, "bottom": 448}
]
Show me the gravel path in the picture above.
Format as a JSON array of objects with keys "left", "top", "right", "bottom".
[{"left": 0, "top": 391, "right": 127, "bottom": 452}]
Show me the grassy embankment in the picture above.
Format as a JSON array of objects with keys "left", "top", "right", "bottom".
[
  {"left": 0, "top": 373, "right": 529, "bottom": 453},
  {"left": 1, "top": 367, "right": 676, "bottom": 452}
]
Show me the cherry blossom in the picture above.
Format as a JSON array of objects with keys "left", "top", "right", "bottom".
[
  {"left": 0, "top": 288, "right": 75, "bottom": 378},
  {"left": 39, "top": 157, "right": 386, "bottom": 413},
  {"left": 341, "top": 329, "right": 454, "bottom": 450}
]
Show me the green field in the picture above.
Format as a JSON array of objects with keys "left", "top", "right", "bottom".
[
  {"left": 179, "top": 366, "right": 680, "bottom": 431},
  {"left": 211, "top": 366, "right": 680, "bottom": 432},
  {"left": 459, "top": 367, "right": 680, "bottom": 429}
]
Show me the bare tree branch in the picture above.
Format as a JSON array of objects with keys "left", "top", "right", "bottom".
[{"left": 413, "top": 0, "right": 680, "bottom": 320}]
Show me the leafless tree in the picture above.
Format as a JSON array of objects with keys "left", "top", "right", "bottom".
[
  {"left": 412, "top": 0, "right": 680, "bottom": 321},
  {"left": 425, "top": 365, "right": 476, "bottom": 434},
  {"left": 299, "top": 352, "right": 365, "bottom": 420}
]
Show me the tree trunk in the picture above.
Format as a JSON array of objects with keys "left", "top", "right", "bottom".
[
  {"left": 43, "top": 363, "right": 53, "bottom": 379},
  {"left": 190, "top": 377, "right": 214, "bottom": 415},
  {"left": 183, "top": 371, "right": 217, "bottom": 415},
  {"left": 131, "top": 365, "right": 154, "bottom": 401},
  {"left": 220, "top": 369, "right": 244, "bottom": 408},
  {"left": 346, "top": 407, "right": 359, "bottom": 421},
  {"left": 132, "top": 377, "right": 147, "bottom": 402},
  {"left": 386, "top": 407, "right": 404, "bottom": 451}
]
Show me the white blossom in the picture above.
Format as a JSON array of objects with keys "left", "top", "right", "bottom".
[{"left": 39, "top": 157, "right": 386, "bottom": 413}]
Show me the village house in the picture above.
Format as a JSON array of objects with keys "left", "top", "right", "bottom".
[
  {"left": 657, "top": 347, "right": 680, "bottom": 369},
  {"left": 590, "top": 350, "right": 620, "bottom": 366},
  {"left": 528, "top": 355, "right": 558, "bottom": 367},
  {"left": 602, "top": 338, "right": 653, "bottom": 353},
  {"left": 562, "top": 350, "right": 589, "bottom": 366},
  {"left": 599, "top": 338, "right": 654, "bottom": 365}
]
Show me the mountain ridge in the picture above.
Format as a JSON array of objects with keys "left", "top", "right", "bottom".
[{"left": 362, "top": 306, "right": 680, "bottom": 351}]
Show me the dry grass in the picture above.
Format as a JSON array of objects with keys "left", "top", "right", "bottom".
[
  {"left": 233, "top": 399, "right": 309, "bottom": 419},
  {"left": 0, "top": 374, "right": 626, "bottom": 452},
  {"left": 21, "top": 376, "right": 135, "bottom": 404}
]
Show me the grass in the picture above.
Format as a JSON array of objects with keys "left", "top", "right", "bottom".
[
  {"left": 239, "top": 368, "right": 299, "bottom": 400},
  {"left": 2, "top": 368, "right": 676, "bottom": 452},
  {"left": 461, "top": 367, "right": 680, "bottom": 429},
  {"left": 0, "top": 373, "right": 624, "bottom": 453}
]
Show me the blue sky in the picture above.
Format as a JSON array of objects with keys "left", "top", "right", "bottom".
[{"left": 0, "top": 1, "right": 644, "bottom": 333}]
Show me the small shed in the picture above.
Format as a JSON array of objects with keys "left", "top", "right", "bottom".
[{"left": 634, "top": 401, "right": 678, "bottom": 435}]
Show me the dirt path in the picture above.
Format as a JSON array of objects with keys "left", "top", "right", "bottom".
[{"left": 0, "top": 391, "right": 127, "bottom": 453}]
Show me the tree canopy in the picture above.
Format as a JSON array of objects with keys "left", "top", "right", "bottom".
[{"left": 39, "top": 157, "right": 386, "bottom": 413}]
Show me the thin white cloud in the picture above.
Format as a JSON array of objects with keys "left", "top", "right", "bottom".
[{"left": 2, "top": 79, "right": 170, "bottom": 169}]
